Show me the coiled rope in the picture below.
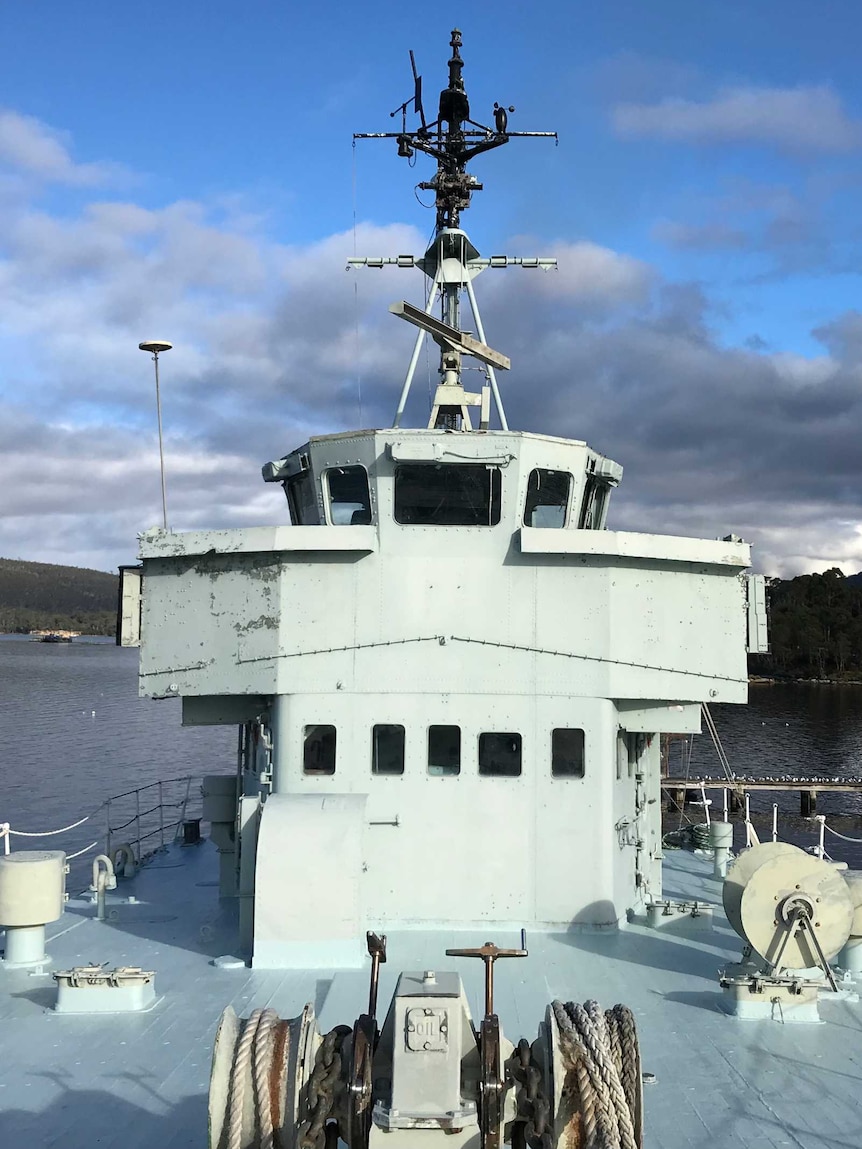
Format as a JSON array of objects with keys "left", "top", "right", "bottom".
[
  {"left": 226, "top": 1007, "right": 283, "bottom": 1149},
  {"left": 552, "top": 1000, "right": 640, "bottom": 1149},
  {"left": 662, "top": 822, "right": 710, "bottom": 851}
]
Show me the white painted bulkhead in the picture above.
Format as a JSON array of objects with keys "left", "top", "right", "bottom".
[
  {"left": 135, "top": 428, "right": 753, "bottom": 964},
  {"left": 270, "top": 691, "right": 629, "bottom": 927}
]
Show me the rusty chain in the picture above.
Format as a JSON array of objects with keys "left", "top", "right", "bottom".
[
  {"left": 297, "top": 1024, "right": 351, "bottom": 1149},
  {"left": 509, "top": 1037, "right": 552, "bottom": 1149}
]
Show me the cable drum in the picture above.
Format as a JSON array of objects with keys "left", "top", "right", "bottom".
[{"left": 209, "top": 1003, "right": 321, "bottom": 1149}]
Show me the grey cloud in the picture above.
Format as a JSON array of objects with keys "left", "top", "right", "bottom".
[
  {"left": 1, "top": 164, "right": 861, "bottom": 579},
  {"left": 652, "top": 220, "right": 748, "bottom": 251},
  {"left": 613, "top": 86, "right": 862, "bottom": 153},
  {"left": 813, "top": 311, "right": 862, "bottom": 362}
]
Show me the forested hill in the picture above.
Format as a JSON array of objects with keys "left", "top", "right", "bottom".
[
  {"left": 0, "top": 558, "right": 118, "bottom": 636},
  {"left": 752, "top": 568, "right": 862, "bottom": 679}
]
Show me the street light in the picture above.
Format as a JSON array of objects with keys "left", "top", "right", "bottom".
[{"left": 138, "top": 340, "right": 173, "bottom": 530}]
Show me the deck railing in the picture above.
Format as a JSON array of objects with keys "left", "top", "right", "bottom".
[
  {"left": 103, "top": 776, "right": 201, "bottom": 861},
  {"left": 0, "top": 775, "right": 207, "bottom": 887}
]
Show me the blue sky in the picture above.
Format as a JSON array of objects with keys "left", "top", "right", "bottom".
[{"left": 1, "top": 1, "right": 862, "bottom": 575}]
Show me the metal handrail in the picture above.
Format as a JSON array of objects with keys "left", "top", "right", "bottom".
[
  {"left": 0, "top": 774, "right": 205, "bottom": 871},
  {"left": 105, "top": 775, "right": 199, "bottom": 861}
]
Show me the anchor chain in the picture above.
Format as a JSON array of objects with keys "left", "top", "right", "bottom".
[
  {"left": 509, "top": 1038, "right": 552, "bottom": 1149},
  {"left": 297, "top": 1024, "right": 351, "bottom": 1149}
]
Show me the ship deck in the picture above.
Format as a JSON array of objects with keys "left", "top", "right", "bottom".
[{"left": 1, "top": 842, "right": 861, "bottom": 1149}]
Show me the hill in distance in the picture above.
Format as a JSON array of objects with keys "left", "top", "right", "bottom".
[{"left": 0, "top": 557, "right": 118, "bottom": 636}]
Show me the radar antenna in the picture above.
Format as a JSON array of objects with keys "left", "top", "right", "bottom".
[{"left": 352, "top": 29, "right": 558, "bottom": 431}]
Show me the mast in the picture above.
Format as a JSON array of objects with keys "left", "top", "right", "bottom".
[{"left": 352, "top": 29, "right": 557, "bottom": 431}]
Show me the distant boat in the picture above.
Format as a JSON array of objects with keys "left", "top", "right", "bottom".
[{"left": 34, "top": 632, "right": 74, "bottom": 643}]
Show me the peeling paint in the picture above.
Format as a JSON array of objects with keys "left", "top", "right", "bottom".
[{"left": 235, "top": 615, "right": 279, "bottom": 634}]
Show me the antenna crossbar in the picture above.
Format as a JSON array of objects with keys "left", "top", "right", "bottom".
[
  {"left": 389, "top": 301, "right": 510, "bottom": 370},
  {"left": 353, "top": 29, "right": 556, "bottom": 431}
]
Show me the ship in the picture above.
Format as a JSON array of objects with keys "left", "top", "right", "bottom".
[{"left": 1, "top": 30, "right": 861, "bottom": 1149}]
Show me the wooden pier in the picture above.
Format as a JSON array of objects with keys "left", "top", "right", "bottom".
[{"left": 661, "top": 777, "right": 862, "bottom": 816}]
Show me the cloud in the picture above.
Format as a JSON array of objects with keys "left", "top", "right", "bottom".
[
  {"left": 812, "top": 310, "right": 862, "bottom": 362},
  {"left": 612, "top": 86, "right": 862, "bottom": 153},
  {"left": 1, "top": 110, "right": 861, "bottom": 580},
  {"left": 0, "top": 109, "right": 125, "bottom": 186},
  {"left": 652, "top": 220, "right": 748, "bottom": 251}
]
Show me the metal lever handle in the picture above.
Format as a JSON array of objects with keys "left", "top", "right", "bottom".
[
  {"left": 366, "top": 931, "right": 387, "bottom": 1018},
  {"left": 445, "top": 935, "right": 528, "bottom": 1016}
]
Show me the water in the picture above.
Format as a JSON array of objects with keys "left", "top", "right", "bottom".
[
  {"left": 673, "top": 683, "right": 862, "bottom": 864},
  {"left": 0, "top": 635, "right": 234, "bottom": 881}
]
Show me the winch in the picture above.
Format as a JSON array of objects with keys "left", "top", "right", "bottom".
[{"left": 208, "top": 934, "right": 643, "bottom": 1149}]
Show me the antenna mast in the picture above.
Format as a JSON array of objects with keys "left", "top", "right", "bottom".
[{"left": 352, "top": 29, "right": 557, "bottom": 431}]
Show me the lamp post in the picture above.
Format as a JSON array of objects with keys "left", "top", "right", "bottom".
[{"left": 138, "top": 340, "right": 173, "bottom": 530}]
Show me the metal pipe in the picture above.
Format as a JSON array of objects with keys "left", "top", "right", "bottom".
[
  {"left": 816, "top": 814, "right": 826, "bottom": 860},
  {"left": 392, "top": 270, "right": 441, "bottom": 427},
  {"left": 4, "top": 925, "right": 46, "bottom": 965},
  {"left": 91, "top": 854, "right": 116, "bottom": 921},
  {"left": 158, "top": 781, "right": 164, "bottom": 849},
  {"left": 484, "top": 954, "right": 494, "bottom": 1016},
  {"left": 744, "top": 793, "right": 753, "bottom": 846},
  {"left": 772, "top": 803, "right": 778, "bottom": 842},
  {"left": 700, "top": 783, "right": 711, "bottom": 826},
  {"left": 463, "top": 272, "right": 509, "bottom": 430},
  {"left": 153, "top": 351, "right": 169, "bottom": 530}
]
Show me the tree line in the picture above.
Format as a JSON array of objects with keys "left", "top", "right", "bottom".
[
  {"left": 751, "top": 568, "right": 862, "bottom": 680},
  {"left": 0, "top": 557, "right": 118, "bottom": 637}
]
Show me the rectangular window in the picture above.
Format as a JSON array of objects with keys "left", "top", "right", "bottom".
[
  {"left": 524, "top": 469, "right": 571, "bottom": 528},
  {"left": 479, "top": 732, "right": 522, "bottom": 777},
  {"left": 326, "top": 465, "right": 372, "bottom": 525},
  {"left": 395, "top": 464, "right": 502, "bottom": 526},
  {"left": 303, "top": 724, "right": 336, "bottom": 774},
  {"left": 372, "top": 724, "right": 405, "bottom": 775},
  {"left": 287, "top": 471, "right": 319, "bottom": 525},
  {"left": 428, "top": 725, "right": 461, "bottom": 775},
  {"left": 552, "top": 728, "right": 585, "bottom": 778}
]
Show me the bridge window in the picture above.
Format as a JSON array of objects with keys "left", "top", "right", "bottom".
[
  {"left": 287, "top": 470, "right": 319, "bottom": 525},
  {"left": 552, "top": 728, "right": 585, "bottom": 777},
  {"left": 326, "top": 465, "right": 372, "bottom": 525},
  {"left": 479, "top": 732, "right": 522, "bottom": 776},
  {"left": 428, "top": 725, "right": 461, "bottom": 775},
  {"left": 524, "top": 469, "right": 571, "bottom": 528},
  {"left": 303, "top": 724, "right": 336, "bottom": 774},
  {"left": 579, "top": 473, "right": 609, "bottom": 530},
  {"left": 372, "top": 724, "right": 405, "bottom": 775},
  {"left": 395, "top": 464, "right": 502, "bottom": 526}
]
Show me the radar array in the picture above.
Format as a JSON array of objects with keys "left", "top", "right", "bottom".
[{"left": 352, "top": 29, "right": 558, "bottom": 431}]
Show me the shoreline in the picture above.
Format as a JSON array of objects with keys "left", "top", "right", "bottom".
[{"left": 749, "top": 675, "right": 862, "bottom": 686}]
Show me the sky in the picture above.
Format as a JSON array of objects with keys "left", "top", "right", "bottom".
[{"left": 1, "top": 0, "right": 862, "bottom": 576}]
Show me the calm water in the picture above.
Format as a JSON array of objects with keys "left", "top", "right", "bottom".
[
  {"left": 2, "top": 636, "right": 862, "bottom": 869},
  {"left": 0, "top": 635, "right": 234, "bottom": 878}
]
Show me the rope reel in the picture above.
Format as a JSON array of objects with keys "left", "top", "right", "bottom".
[
  {"left": 209, "top": 1003, "right": 321, "bottom": 1149},
  {"left": 723, "top": 841, "right": 854, "bottom": 986}
]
